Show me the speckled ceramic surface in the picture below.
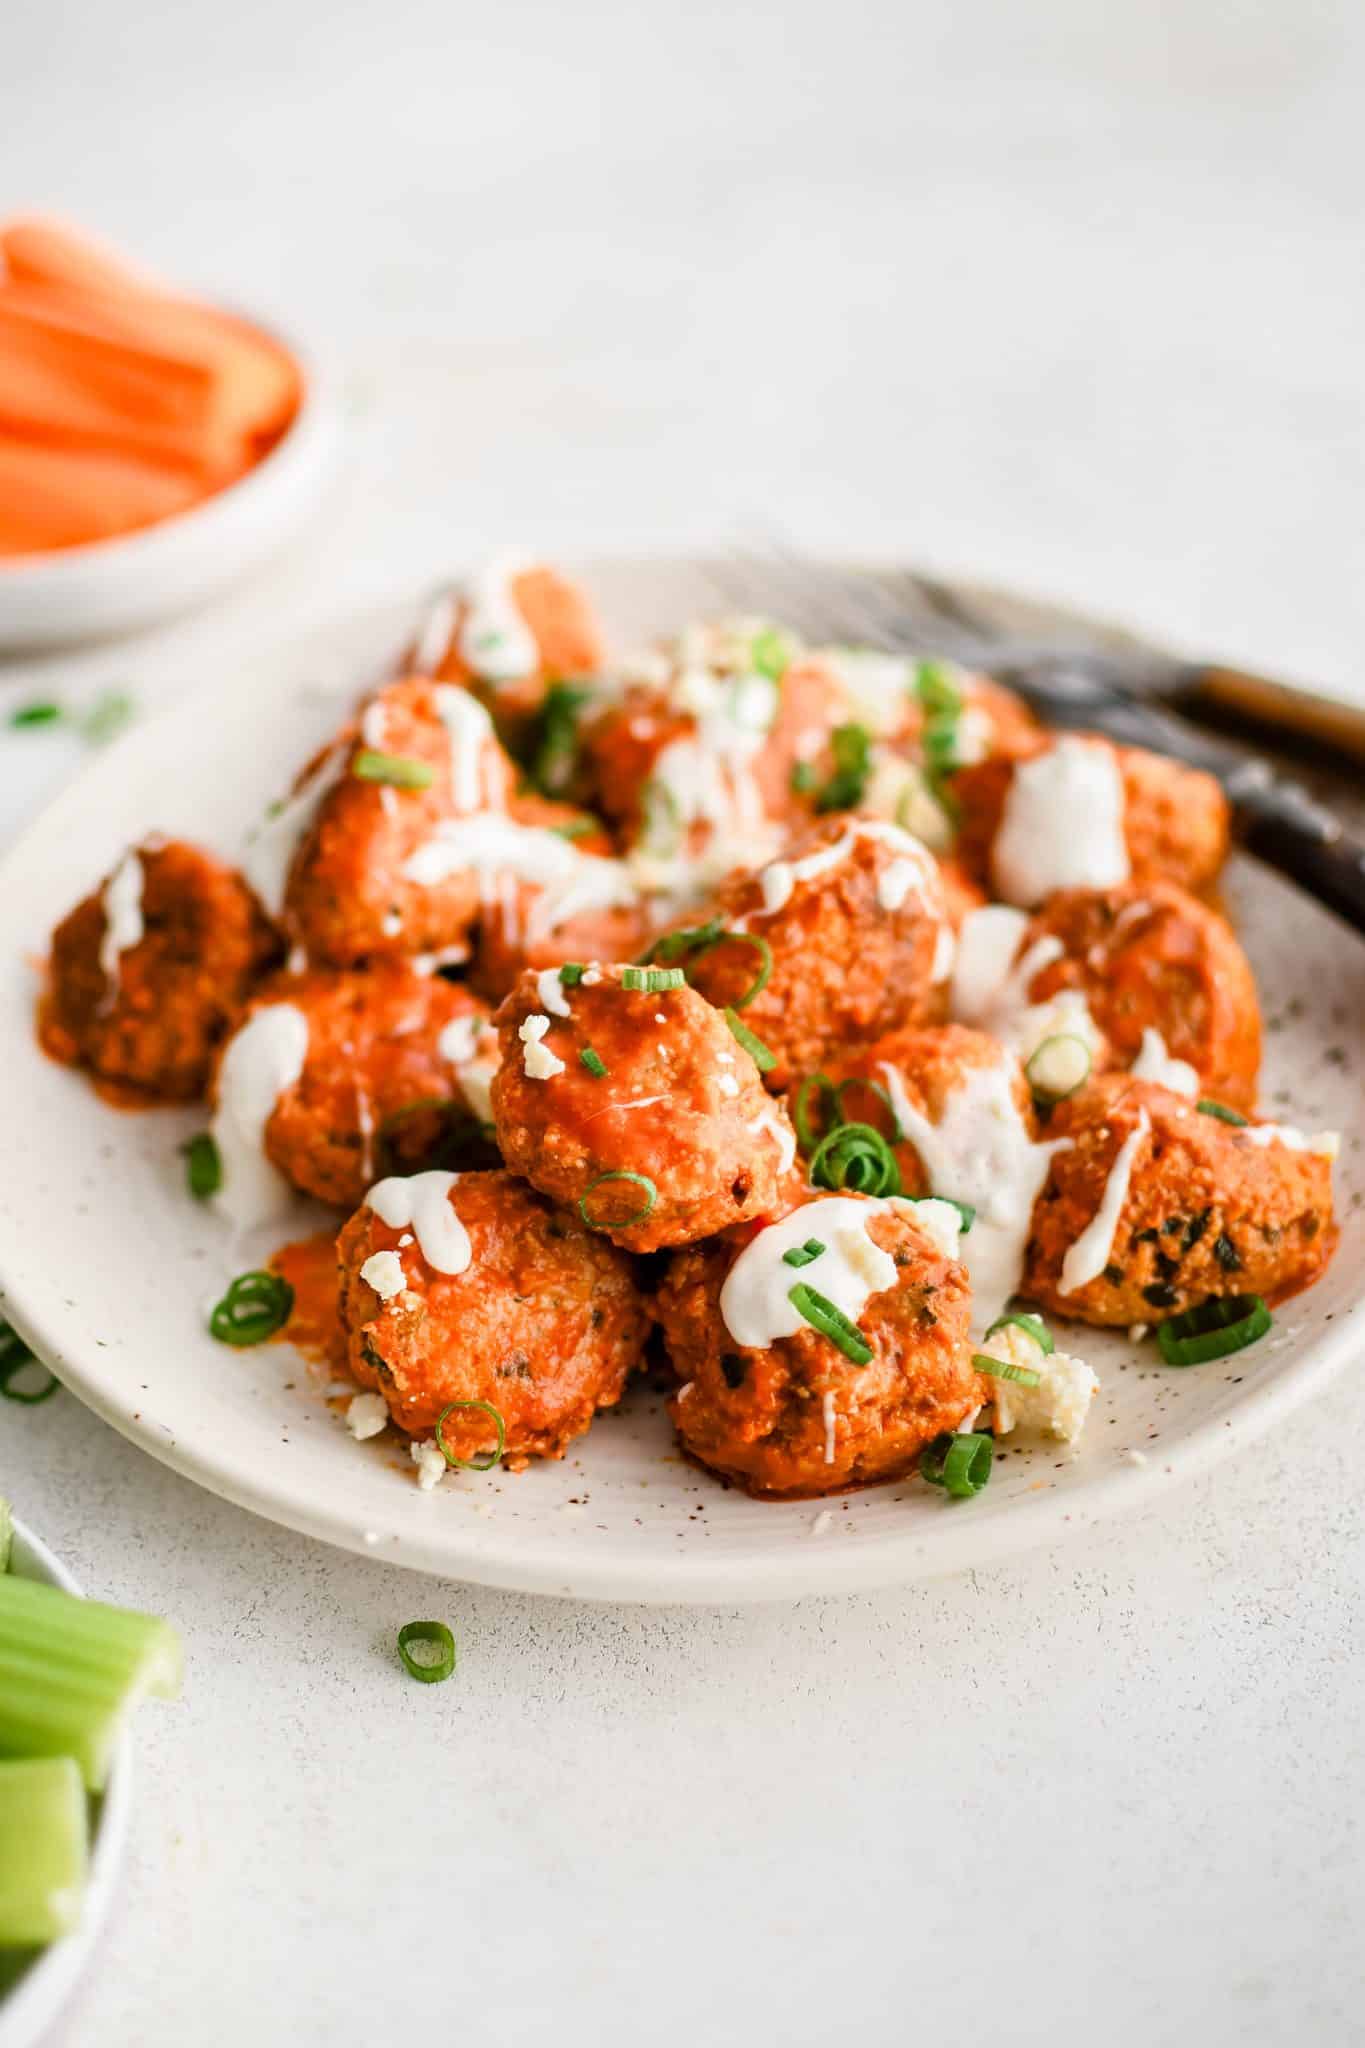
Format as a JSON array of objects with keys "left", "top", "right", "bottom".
[{"left": 0, "top": 567, "right": 1360, "bottom": 1601}]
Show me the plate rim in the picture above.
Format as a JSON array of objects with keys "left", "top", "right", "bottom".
[{"left": 0, "top": 573, "right": 1360, "bottom": 1602}]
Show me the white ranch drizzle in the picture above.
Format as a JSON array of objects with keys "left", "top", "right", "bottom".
[
  {"left": 403, "top": 814, "right": 637, "bottom": 944},
  {"left": 991, "top": 737, "right": 1131, "bottom": 907},
  {"left": 360, "top": 700, "right": 387, "bottom": 748},
  {"left": 365, "top": 1171, "right": 470, "bottom": 1275},
  {"left": 1238, "top": 1121, "right": 1339, "bottom": 1159},
  {"left": 747, "top": 1106, "right": 797, "bottom": 1177},
  {"left": 98, "top": 850, "right": 144, "bottom": 993},
  {"left": 210, "top": 1004, "right": 310, "bottom": 1230},
  {"left": 410, "top": 586, "right": 458, "bottom": 674},
  {"left": 648, "top": 667, "right": 778, "bottom": 851},
  {"left": 243, "top": 741, "right": 348, "bottom": 918},
  {"left": 1058, "top": 1109, "right": 1150, "bottom": 1294},
  {"left": 535, "top": 966, "right": 572, "bottom": 1018},
  {"left": 1129, "top": 1027, "right": 1198, "bottom": 1097},
  {"left": 951, "top": 908, "right": 1101, "bottom": 1067},
  {"left": 457, "top": 553, "right": 541, "bottom": 683},
  {"left": 434, "top": 683, "right": 502, "bottom": 813},
  {"left": 752, "top": 820, "right": 938, "bottom": 925},
  {"left": 879, "top": 1055, "right": 1067, "bottom": 1332},
  {"left": 359, "top": 1251, "right": 405, "bottom": 1301},
  {"left": 719, "top": 1196, "right": 898, "bottom": 1351}
]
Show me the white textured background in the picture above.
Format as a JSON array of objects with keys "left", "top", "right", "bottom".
[{"left": 2, "top": 1, "right": 1363, "bottom": 2042}]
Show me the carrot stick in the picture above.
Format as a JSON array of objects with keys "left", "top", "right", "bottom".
[
  {"left": 0, "top": 217, "right": 165, "bottom": 301},
  {"left": 0, "top": 434, "right": 208, "bottom": 554}
]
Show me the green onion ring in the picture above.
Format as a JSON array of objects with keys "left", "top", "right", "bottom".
[
  {"left": 985, "top": 1310, "right": 1054, "bottom": 1355},
  {"left": 972, "top": 1352, "right": 1042, "bottom": 1388},
  {"left": 807, "top": 1121, "right": 902, "bottom": 1198},
  {"left": 920, "top": 1431, "right": 993, "bottom": 1498},
  {"left": 352, "top": 749, "right": 436, "bottom": 790},
  {"left": 579, "top": 1047, "right": 608, "bottom": 1077},
  {"left": 181, "top": 1132, "right": 221, "bottom": 1201},
  {"left": 434, "top": 1399, "right": 506, "bottom": 1472},
  {"left": 642, "top": 924, "right": 772, "bottom": 1009},
  {"left": 209, "top": 1270, "right": 294, "bottom": 1347},
  {"left": 724, "top": 1008, "right": 777, "bottom": 1072},
  {"left": 10, "top": 702, "right": 62, "bottom": 728},
  {"left": 577, "top": 1171, "right": 658, "bottom": 1231},
  {"left": 397, "top": 1620, "right": 457, "bottom": 1684},
  {"left": 793, "top": 1073, "right": 838, "bottom": 1151},
  {"left": 558, "top": 963, "right": 586, "bottom": 987},
  {"left": 1197, "top": 1098, "right": 1249, "bottom": 1127},
  {"left": 786, "top": 1283, "right": 873, "bottom": 1365},
  {"left": 781, "top": 1237, "right": 826, "bottom": 1269},
  {"left": 1156, "top": 1295, "right": 1271, "bottom": 1366},
  {"left": 915, "top": 660, "right": 963, "bottom": 721}
]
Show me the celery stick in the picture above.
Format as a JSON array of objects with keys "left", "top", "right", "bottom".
[
  {"left": 0, "top": 1576, "right": 182, "bottom": 1790},
  {"left": 0, "top": 1757, "right": 88, "bottom": 1946},
  {"left": 0, "top": 1497, "right": 10, "bottom": 1573}
]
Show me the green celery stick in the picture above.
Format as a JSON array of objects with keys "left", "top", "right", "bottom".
[
  {"left": 0, "top": 1498, "right": 10, "bottom": 1574},
  {"left": 0, "top": 1757, "right": 88, "bottom": 1946},
  {"left": 0, "top": 1576, "right": 182, "bottom": 1790}
]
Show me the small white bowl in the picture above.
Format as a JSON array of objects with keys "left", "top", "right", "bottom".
[
  {"left": 0, "top": 313, "right": 339, "bottom": 649},
  {"left": 0, "top": 1520, "right": 132, "bottom": 2048}
]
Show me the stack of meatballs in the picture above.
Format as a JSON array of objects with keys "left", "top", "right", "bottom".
[{"left": 39, "top": 562, "right": 1338, "bottom": 1499}]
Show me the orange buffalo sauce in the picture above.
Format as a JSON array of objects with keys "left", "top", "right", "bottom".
[
  {"left": 0, "top": 216, "right": 302, "bottom": 555},
  {"left": 269, "top": 1229, "right": 348, "bottom": 1378}
]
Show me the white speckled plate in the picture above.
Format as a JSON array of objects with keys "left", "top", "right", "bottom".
[{"left": 0, "top": 564, "right": 1360, "bottom": 1601}]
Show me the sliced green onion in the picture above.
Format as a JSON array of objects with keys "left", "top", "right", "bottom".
[
  {"left": 790, "top": 760, "right": 817, "bottom": 794},
  {"left": 985, "top": 1310, "right": 1054, "bottom": 1355},
  {"left": 0, "top": 1757, "right": 88, "bottom": 1944},
  {"left": 782, "top": 1238, "right": 826, "bottom": 1269},
  {"left": 815, "top": 722, "right": 874, "bottom": 813},
  {"left": 793, "top": 1072, "right": 837, "bottom": 1151},
  {"left": 1026, "top": 1033, "right": 1092, "bottom": 1102},
  {"left": 642, "top": 923, "right": 771, "bottom": 1009},
  {"left": 579, "top": 1047, "right": 608, "bottom": 1077},
  {"left": 435, "top": 1399, "right": 506, "bottom": 1472},
  {"left": 558, "top": 963, "right": 586, "bottom": 987},
  {"left": 82, "top": 690, "right": 136, "bottom": 746},
  {"left": 397, "top": 1620, "right": 457, "bottom": 1685},
  {"left": 787, "top": 1284, "right": 873, "bottom": 1365},
  {"left": 9, "top": 702, "right": 62, "bottom": 728},
  {"left": 182, "top": 1131, "right": 221, "bottom": 1200},
  {"left": 920, "top": 1431, "right": 993, "bottom": 1498},
  {"left": 749, "top": 626, "right": 792, "bottom": 681},
  {"left": 808, "top": 1121, "right": 902, "bottom": 1198},
  {"left": 972, "top": 1351, "right": 1042, "bottom": 1388},
  {"left": 578, "top": 1171, "right": 658, "bottom": 1231},
  {"left": 620, "top": 965, "right": 686, "bottom": 993},
  {"left": 1156, "top": 1295, "right": 1271, "bottom": 1366},
  {"left": 551, "top": 818, "right": 596, "bottom": 840},
  {"left": 0, "top": 1326, "right": 60, "bottom": 1405},
  {"left": 1197, "top": 1098, "right": 1249, "bottom": 1127},
  {"left": 0, "top": 1574, "right": 182, "bottom": 1789},
  {"left": 724, "top": 1008, "right": 777, "bottom": 1072},
  {"left": 531, "top": 681, "right": 592, "bottom": 795},
  {"left": 209, "top": 1270, "right": 294, "bottom": 1346},
  {"left": 353, "top": 748, "right": 435, "bottom": 790},
  {"left": 915, "top": 660, "right": 963, "bottom": 720},
  {"left": 908, "top": 1194, "right": 975, "bottom": 1234}
]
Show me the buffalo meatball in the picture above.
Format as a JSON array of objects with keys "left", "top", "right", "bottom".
[
  {"left": 949, "top": 733, "right": 1229, "bottom": 906},
  {"left": 337, "top": 1168, "right": 649, "bottom": 1462},
  {"left": 469, "top": 795, "right": 648, "bottom": 1004},
  {"left": 281, "top": 675, "right": 515, "bottom": 966},
  {"left": 655, "top": 1191, "right": 979, "bottom": 1496},
  {"left": 671, "top": 816, "right": 953, "bottom": 1093},
  {"left": 213, "top": 963, "right": 497, "bottom": 1211},
  {"left": 41, "top": 838, "right": 277, "bottom": 1103},
  {"left": 428, "top": 560, "right": 607, "bottom": 745},
  {"left": 490, "top": 963, "right": 794, "bottom": 1252},
  {"left": 1016, "top": 881, "right": 1261, "bottom": 1111},
  {"left": 1024, "top": 1074, "right": 1337, "bottom": 1325}
]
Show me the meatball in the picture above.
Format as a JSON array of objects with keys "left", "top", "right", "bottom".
[
  {"left": 432, "top": 560, "right": 607, "bottom": 745},
  {"left": 336, "top": 1168, "right": 649, "bottom": 1461},
  {"left": 655, "top": 1191, "right": 978, "bottom": 1497},
  {"left": 215, "top": 963, "right": 497, "bottom": 1211},
  {"left": 1017, "top": 881, "right": 1261, "bottom": 1111},
  {"left": 469, "top": 794, "right": 649, "bottom": 1004},
  {"left": 949, "top": 733, "right": 1229, "bottom": 906},
  {"left": 815, "top": 1023, "right": 1056, "bottom": 1333},
  {"left": 282, "top": 675, "right": 516, "bottom": 966},
  {"left": 672, "top": 816, "right": 953, "bottom": 1092},
  {"left": 490, "top": 963, "right": 794, "bottom": 1252},
  {"left": 40, "top": 838, "right": 278, "bottom": 1103},
  {"left": 1024, "top": 1074, "right": 1338, "bottom": 1326}
]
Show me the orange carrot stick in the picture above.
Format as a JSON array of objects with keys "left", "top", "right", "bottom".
[
  {"left": 0, "top": 217, "right": 166, "bottom": 301},
  {"left": 0, "top": 434, "right": 206, "bottom": 555}
]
